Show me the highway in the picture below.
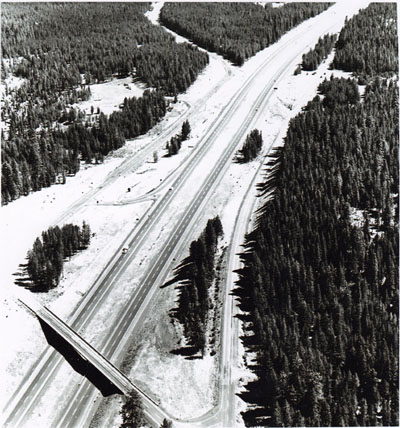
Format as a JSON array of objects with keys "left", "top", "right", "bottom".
[
  {"left": 58, "top": 12, "right": 353, "bottom": 422},
  {"left": 3, "top": 47, "right": 235, "bottom": 428},
  {"left": 18, "top": 300, "right": 134, "bottom": 395},
  {"left": 3, "top": 2, "right": 366, "bottom": 427},
  {"left": 3, "top": 14, "right": 306, "bottom": 427},
  {"left": 52, "top": 29, "right": 303, "bottom": 428}
]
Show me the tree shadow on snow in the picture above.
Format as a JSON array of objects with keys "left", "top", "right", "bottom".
[
  {"left": 13, "top": 263, "right": 50, "bottom": 292},
  {"left": 170, "top": 345, "right": 201, "bottom": 359},
  {"left": 13, "top": 263, "right": 33, "bottom": 288}
]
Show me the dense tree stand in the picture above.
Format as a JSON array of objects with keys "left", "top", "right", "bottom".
[
  {"left": 19, "top": 222, "right": 92, "bottom": 291},
  {"left": 234, "top": 4, "right": 398, "bottom": 423},
  {"left": 166, "top": 217, "right": 223, "bottom": 354}
]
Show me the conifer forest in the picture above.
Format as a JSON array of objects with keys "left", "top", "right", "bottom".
[
  {"left": 1, "top": 2, "right": 398, "bottom": 427},
  {"left": 1, "top": 2, "right": 208, "bottom": 204},
  {"left": 234, "top": 3, "right": 398, "bottom": 426},
  {"left": 160, "top": 2, "right": 331, "bottom": 66}
]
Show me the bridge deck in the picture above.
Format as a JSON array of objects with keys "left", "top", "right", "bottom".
[{"left": 19, "top": 298, "right": 134, "bottom": 395}]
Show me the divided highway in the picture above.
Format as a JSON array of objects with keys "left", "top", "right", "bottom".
[
  {"left": 3, "top": 20, "right": 305, "bottom": 428},
  {"left": 52, "top": 35, "right": 301, "bottom": 428},
  {"left": 3, "top": 3, "right": 365, "bottom": 427}
]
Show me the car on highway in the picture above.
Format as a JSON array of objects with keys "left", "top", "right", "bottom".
[{"left": 122, "top": 247, "right": 129, "bottom": 254}]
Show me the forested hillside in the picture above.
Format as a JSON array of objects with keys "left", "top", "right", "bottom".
[
  {"left": 235, "top": 3, "right": 398, "bottom": 427},
  {"left": 1, "top": 3, "right": 208, "bottom": 96},
  {"left": 1, "top": 3, "right": 208, "bottom": 204},
  {"left": 160, "top": 2, "right": 331, "bottom": 65},
  {"left": 332, "top": 2, "right": 398, "bottom": 79}
]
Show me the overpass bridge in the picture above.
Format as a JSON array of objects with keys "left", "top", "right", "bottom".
[
  {"left": 5, "top": 298, "right": 173, "bottom": 428},
  {"left": 19, "top": 298, "right": 137, "bottom": 396}
]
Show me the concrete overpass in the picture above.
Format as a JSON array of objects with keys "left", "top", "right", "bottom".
[
  {"left": 10, "top": 298, "right": 174, "bottom": 428},
  {"left": 20, "top": 299, "right": 140, "bottom": 397}
]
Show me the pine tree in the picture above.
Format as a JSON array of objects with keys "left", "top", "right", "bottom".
[
  {"left": 160, "top": 419, "right": 173, "bottom": 428},
  {"left": 120, "top": 390, "right": 145, "bottom": 428},
  {"left": 237, "top": 129, "right": 263, "bottom": 163},
  {"left": 80, "top": 221, "right": 91, "bottom": 249},
  {"left": 181, "top": 120, "right": 191, "bottom": 140}
]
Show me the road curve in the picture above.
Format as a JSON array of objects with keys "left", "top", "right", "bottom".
[
  {"left": 3, "top": 3, "right": 366, "bottom": 427},
  {"left": 53, "top": 34, "right": 302, "bottom": 428},
  {"left": 55, "top": 13, "right": 345, "bottom": 427}
]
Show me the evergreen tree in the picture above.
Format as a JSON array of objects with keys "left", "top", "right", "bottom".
[
  {"left": 160, "top": 419, "right": 173, "bottom": 428},
  {"left": 237, "top": 129, "right": 263, "bottom": 163},
  {"left": 181, "top": 120, "right": 191, "bottom": 140},
  {"left": 301, "top": 34, "right": 337, "bottom": 71},
  {"left": 80, "top": 221, "right": 91, "bottom": 249},
  {"left": 120, "top": 390, "right": 145, "bottom": 428},
  {"left": 21, "top": 222, "right": 92, "bottom": 291}
]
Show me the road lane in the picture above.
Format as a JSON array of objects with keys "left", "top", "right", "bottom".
[
  {"left": 58, "top": 32, "right": 318, "bottom": 428},
  {"left": 4, "top": 3, "right": 365, "bottom": 426}
]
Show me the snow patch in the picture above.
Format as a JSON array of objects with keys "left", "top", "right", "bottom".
[
  {"left": 2, "top": 1, "right": 370, "bottom": 425},
  {"left": 2, "top": 74, "right": 25, "bottom": 91},
  {"left": 73, "top": 77, "right": 146, "bottom": 116},
  {"left": 145, "top": 1, "right": 164, "bottom": 26}
]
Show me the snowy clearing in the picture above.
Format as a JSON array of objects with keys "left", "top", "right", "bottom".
[{"left": 73, "top": 76, "right": 146, "bottom": 116}]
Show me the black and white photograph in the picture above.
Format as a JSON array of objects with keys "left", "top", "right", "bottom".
[{"left": 1, "top": 1, "right": 398, "bottom": 427}]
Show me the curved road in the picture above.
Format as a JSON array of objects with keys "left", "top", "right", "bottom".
[
  {"left": 3, "top": 2, "right": 365, "bottom": 427},
  {"left": 3, "top": 20, "right": 300, "bottom": 428},
  {"left": 54, "top": 11, "right": 349, "bottom": 426}
]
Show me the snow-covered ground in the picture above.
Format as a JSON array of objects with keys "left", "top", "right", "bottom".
[
  {"left": 1, "top": 1, "right": 368, "bottom": 425},
  {"left": 2, "top": 74, "right": 24, "bottom": 91},
  {"left": 0, "top": 34, "right": 233, "bottom": 418},
  {"left": 1, "top": 71, "right": 26, "bottom": 138},
  {"left": 72, "top": 76, "right": 146, "bottom": 117},
  {"left": 96, "top": 4, "right": 366, "bottom": 424}
]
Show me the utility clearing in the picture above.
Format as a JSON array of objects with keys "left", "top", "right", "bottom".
[{"left": 1, "top": 1, "right": 366, "bottom": 426}]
